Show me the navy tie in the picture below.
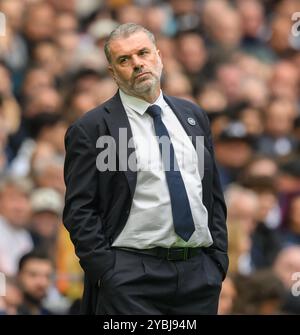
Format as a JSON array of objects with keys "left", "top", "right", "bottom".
[{"left": 146, "top": 104, "right": 195, "bottom": 241}]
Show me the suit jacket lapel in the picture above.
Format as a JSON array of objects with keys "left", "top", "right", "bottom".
[
  {"left": 163, "top": 94, "right": 210, "bottom": 168},
  {"left": 163, "top": 95, "right": 205, "bottom": 145},
  {"left": 103, "top": 91, "right": 137, "bottom": 198}
]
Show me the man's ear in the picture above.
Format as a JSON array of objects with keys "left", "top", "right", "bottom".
[
  {"left": 108, "top": 65, "right": 115, "bottom": 80},
  {"left": 157, "top": 49, "right": 163, "bottom": 67}
]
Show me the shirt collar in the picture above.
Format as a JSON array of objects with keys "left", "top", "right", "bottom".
[{"left": 119, "top": 89, "right": 167, "bottom": 116}]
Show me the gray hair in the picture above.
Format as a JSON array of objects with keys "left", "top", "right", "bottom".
[{"left": 104, "top": 23, "right": 156, "bottom": 63}]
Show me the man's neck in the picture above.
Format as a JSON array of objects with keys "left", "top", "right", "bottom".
[
  {"left": 121, "top": 87, "right": 161, "bottom": 104},
  {"left": 139, "top": 91, "right": 160, "bottom": 104}
]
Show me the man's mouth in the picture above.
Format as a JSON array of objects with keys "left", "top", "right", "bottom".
[{"left": 135, "top": 72, "right": 151, "bottom": 79}]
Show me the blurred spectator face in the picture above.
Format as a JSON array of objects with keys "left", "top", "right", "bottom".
[
  {"left": 216, "top": 64, "right": 242, "bottom": 104},
  {"left": 245, "top": 157, "right": 278, "bottom": 178},
  {"left": 273, "top": 246, "right": 300, "bottom": 289},
  {"left": 145, "top": 6, "right": 167, "bottom": 35},
  {"left": 197, "top": 84, "right": 228, "bottom": 112},
  {"left": 209, "top": 9, "right": 242, "bottom": 48},
  {"left": 288, "top": 195, "right": 300, "bottom": 234},
  {"left": 264, "top": 100, "right": 296, "bottom": 138},
  {"left": 39, "top": 124, "right": 65, "bottom": 155},
  {"left": 0, "top": 0, "right": 24, "bottom": 32},
  {"left": 293, "top": 121, "right": 300, "bottom": 142},
  {"left": 275, "top": 0, "right": 300, "bottom": 18},
  {"left": 0, "top": 184, "right": 31, "bottom": 228},
  {"left": 107, "top": 31, "right": 163, "bottom": 98},
  {"left": 30, "top": 188, "right": 62, "bottom": 241},
  {"left": 235, "top": 53, "right": 272, "bottom": 82},
  {"left": 38, "top": 120, "right": 68, "bottom": 154},
  {"left": 33, "top": 160, "right": 65, "bottom": 195},
  {"left": 31, "top": 142, "right": 65, "bottom": 194},
  {"left": 238, "top": 270, "right": 285, "bottom": 315},
  {"left": 240, "top": 107, "right": 264, "bottom": 136},
  {"left": 0, "top": 98, "right": 8, "bottom": 139},
  {"left": 88, "top": 18, "right": 119, "bottom": 51},
  {"left": 31, "top": 211, "right": 60, "bottom": 240},
  {"left": 256, "top": 190, "right": 278, "bottom": 223},
  {"left": 277, "top": 173, "right": 300, "bottom": 194},
  {"left": 227, "top": 220, "right": 252, "bottom": 274},
  {"left": 56, "top": 36, "right": 80, "bottom": 72},
  {"left": 269, "top": 17, "right": 292, "bottom": 55},
  {"left": 24, "top": 2, "right": 56, "bottom": 43},
  {"left": 18, "top": 258, "right": 53, "bottom": 303},
  {"left": 55, "top": 12, "right": 78, "bottom": 34},
  {"left": 116, "top": 5, "right": 144, "bottom": 25},
  {"left": 240, "top": 77, "right": 269, "bottom": 108},
  {"left": 215, "top": 140, "right": 253, "bottom": 169},
  {"left": 0, "top": 94, "right": 21, "bottom": 135},
  {"left": 33, "top": 42, "right": 63, "bottom": 78},
  {"left": 73, "top": 72, "right": 103, "bottom": 94},
  {"left": 270, "top": 61, "right": 299, "bottom": 100},
  {"left": 22, "top": 68, "right": 55, "bottom": 99},
  {"left": 0, "top": 128, "right": 7, "bottom": 173},
  {"left": 202, "top": 0, "right": 230, "bottom": 32},
  {"left": 31, "top": 141, "right": 56, "bottom": 167},
  {"left": 156, "top": 37, "right": 176, "bottom": 63},
  {"left": 25, "top": 87, "right": 62, "bottom": 118},
  {"left": 3, "top": 279, "right": 23, "bottom": 315},
  {"left": 56, "top": 30, "right": 79, "bottom": 52},
  {"left": 66, "top": 92, "right": 98, "bottom": 123},
  {"left": 0, "top": 64, "right": 12, "bottom": 96},
  {"left": 226, "top": 187, "right": 259, "bottom": 234},
  {"left": 238, "top": 0, "right": 264, "bottom": 38},
  {"left": 176, "top": 34, "right": 207, "bottom": 74},
  {"left": 229, "top": 194, "right": 258, "bottom": 234},
  {"left": 48, "top": 0, "right": 76, "bottom": 12},
  {"left": 218, "top": 276, "right": 237, "bottom": 314},
  {"left": 163, "top": 72, "right": 192, "bottom": 97},
  {"left": 290, "top": 52, "right": 300, "bottom": 80},
  {"left": 92, "top": 78, "right": 118, "bottom": 105},
  {"left": 55, "top": 12, "right": 79, "bottom": 66},
  {"left": 161, "top": 59, "right": 183, "bottom": 77},
  {"left": 170, "top": 0, "right": 196, "bottom": 14}
]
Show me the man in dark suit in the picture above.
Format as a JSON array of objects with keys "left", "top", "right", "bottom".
[{"left": 63, "top": 23, "right": 228, "bottom": 315}]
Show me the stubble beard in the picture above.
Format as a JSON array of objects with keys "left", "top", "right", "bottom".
[
  {"left": 117, "top": 62, "right": 162, "bottom": 99},
  {"left": 133, "top": 75, "right": 157, "bottom": 94}
]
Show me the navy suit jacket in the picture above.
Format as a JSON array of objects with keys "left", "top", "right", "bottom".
[{"left": 63, "top": 91, "right": 228, "bottom": 313}]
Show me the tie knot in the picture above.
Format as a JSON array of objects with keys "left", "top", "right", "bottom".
[{"left": 146, "top": 104, "right": 162, "bottom": 119}]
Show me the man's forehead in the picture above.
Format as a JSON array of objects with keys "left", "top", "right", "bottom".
[
  {"left": 23, "top": 259, "right": 53, "bottom": 269},
  {"left": 109, "top": 31, "right": 154, "bottom": 55}
]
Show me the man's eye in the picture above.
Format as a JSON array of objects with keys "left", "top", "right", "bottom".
[
  {"left": 119, "top": 58, "right": 128, "bottom": 64},
  {"left": 140, "top": 50, "right": 148, "bottom": 56}
]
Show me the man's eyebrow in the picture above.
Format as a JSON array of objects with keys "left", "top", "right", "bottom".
[
  {"left": 139, "top": 47, "right": 149, "bottom": 52},
  {"left": 116, "top": 47, "right": 151, "bottom": 61}
]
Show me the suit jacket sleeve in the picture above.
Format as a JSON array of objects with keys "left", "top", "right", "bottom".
[{"left": 63, "top": 122, "right": 115, "bottom": 286}]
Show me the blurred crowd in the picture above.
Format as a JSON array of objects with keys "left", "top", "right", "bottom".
[{"left": 0, "top": 0, "right": 300, "bottom": 315}]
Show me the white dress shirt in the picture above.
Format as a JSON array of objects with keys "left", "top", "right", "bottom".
[{"left": 112, "top": 90, "right": 213, "bottom": 249}]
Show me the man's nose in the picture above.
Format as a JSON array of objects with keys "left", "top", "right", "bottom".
[{"left": 131, "top": 55, "right": 143, "bottom": 70}]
